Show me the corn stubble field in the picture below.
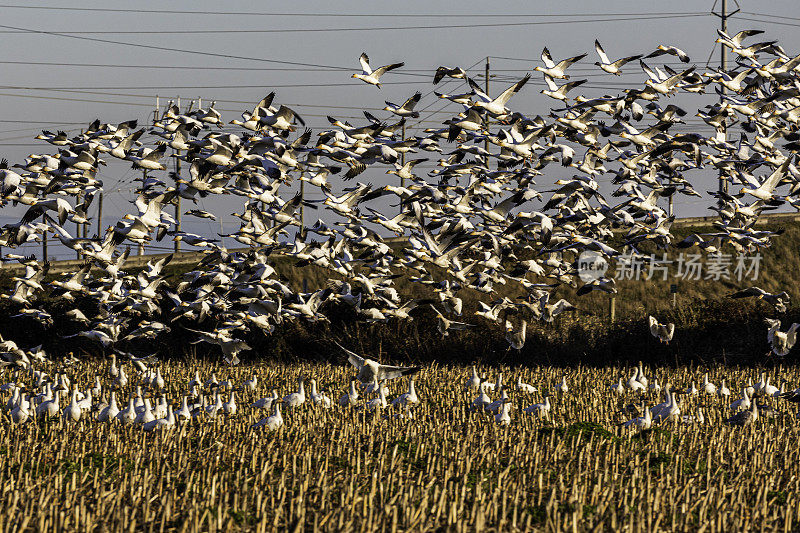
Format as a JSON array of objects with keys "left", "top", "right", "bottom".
[{"left": 1, "top": 360, "right": 799, "bottom": 532}]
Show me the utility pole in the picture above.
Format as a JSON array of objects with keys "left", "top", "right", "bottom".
[
  {"left": 299, "top": 171, "right": 305, "bottom": 229},
  {"left": 713, "top": 0, "right": 739, "bottom": 205},
  {"left": 42, "top": 215, "right": 48, "bottom": 261},
  {"left": 97, "top": 192, "right": 103, "bottom": 237},
  {"left": 484, "top": 57, "right": 490, "bottom": 154},
  {"left": 175, "top": 96, "right": 182, "bottom": 253},
  {"left": 400, "top": 122, "right": 406, "bottom": 213}
]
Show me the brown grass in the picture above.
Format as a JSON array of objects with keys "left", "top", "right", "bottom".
[{"left": 0, "top": 359, "right": 798, "bottom": 531}]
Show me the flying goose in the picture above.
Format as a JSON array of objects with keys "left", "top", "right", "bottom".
[
  {"left": 336, "top": 342, "right": 420, "bottom": 384},
  {"left": 534, "top": 48, "right": 587, "bottom": 79},
  {"left": 648, "top": 316, "right": 675, "bottom": 344},
  {"left": 352, "top": 52, "right": 404, "bottom": 87},
  {"left": 594, "top": 40, "right": 642, "bottom": 75}
]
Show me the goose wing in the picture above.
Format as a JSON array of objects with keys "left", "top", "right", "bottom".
[
  {"left": 335, "top": 341, "right": 365, "bottom": 369},
  {"left": 594, "top": 40, "right": 611, "bottom": 64},
  {"left": 540, "top": 47, "right": 556, "bottom": 69},
  {"left": 377, "top": 363, "right": 421, "bottom": 381},
  {"left": 493, "top": 73, "right": 531, "bottom": 106},
  {"left": 359, "top": 52, "right": 372, "bottom": 74},
  {"left": 372, "top": 62, "right": 405, "bottom": 79}
]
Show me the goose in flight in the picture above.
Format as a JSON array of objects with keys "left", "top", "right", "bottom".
[
  {"left": 729, "top": 287, "right": 790, "bottom": 312},
  {"left": 534, "top": 48, "right": 587, "bottom": 79},
  {"left": 335, "top": 342, "right": 420, "bottom": 384},
  {"left": 765, "top": 318, "right": 800, "bottom": 357},
  {"left": 433, "top": 66, "right": 466, "bottom": 84},
  {"left": 540, "top": 76, "right": 587, "bottom": 101},
  {"left": 467, "top": 73, "right": 531, "bottom": 116},
  {"left": 645, "top": 44, "right": 690, "bottom": 63},
  {"left": 383, "top": 92, "right": 422, "bottom": 118},
  {"left": 594, "top": 40, "right": 642, "bottom": 75},
  {"left": 648, "top": 316, "right": 675, "bottom": 344},
  {"left": 352, "top": 52, "right": 404, "bottom": 88}
]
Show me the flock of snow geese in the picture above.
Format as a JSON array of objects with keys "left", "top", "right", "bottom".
[
  {"left": 1, "top": 29, "right": 800, "bottom": 428},
  {"left": 0, "top": 351, "right": 797, "bottom": 430}
]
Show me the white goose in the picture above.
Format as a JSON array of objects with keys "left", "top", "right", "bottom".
[
  {"left": 352, "top": 52, "right": 404, "bottom": 88},
  {"left": 703, "top": 374, "right": 717, "bottom": 395},
  {"left": 730, "top": 389, "right": 751, "bottom": 412},
  {"left": 309, "top": 379, "right": 332, "bottom": 408},
  {"left": 339, "top": 381, "right": 359, "bottom": 407},
  {"left": 515, "top": 376, "right": 537, "bottom": 394},
  {"left": 283, "top": 379, "right": 306, "bottom": 409},
  {"left": 392, "top": 380, "right": 418, "bottom": 407},
  {"left": 524, "top": 396, "right": 551, "bottom": 417},
  {"left": 622, "top": 407, "right": 652, "bottom": 429}
]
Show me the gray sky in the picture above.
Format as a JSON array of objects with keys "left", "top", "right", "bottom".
[{"left": 0, "top": 1, "right": 797, "bottom": 258}]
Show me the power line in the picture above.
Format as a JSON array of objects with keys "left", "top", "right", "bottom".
[
  {"left": 0, "top": 14, "right": 710, "bottom": 34},
  {"left": 0, "top": 6, "right": 709, "bottom": 17}
]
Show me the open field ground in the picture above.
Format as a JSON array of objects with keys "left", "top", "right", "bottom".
[{"left": 1, "top": 359, "right": 798, "bottom": 532}]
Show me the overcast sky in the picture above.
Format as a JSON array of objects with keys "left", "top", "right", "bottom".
[{"left": 0, "top": 1, "right": 796, "bottom": 258}]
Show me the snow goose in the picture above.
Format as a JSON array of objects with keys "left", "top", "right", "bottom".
[
  {"left": 515, "top": 376, "right": 537, "bottom": 394},
  {"left": 540, "top": 75, "right": 586, "bottom": 101},
  {"left": 763, "top": 377, "right": 780, "bottom": 397},
  {"left": 352, "top": 52, "right": 404, "bottom": 88},
  {"left": 433, "top": 66, "right": 466, "bottom": 84},
  {"left": 622, "top": 407, "right": 652, "bottom": 429},
  {"left": 336, "top": 342, "right": 420, "bottom": 384},
  {"left": 505, "top": 320, "right": 526, "bottom": 350},
  {"left": 36, "top": 391, "right": 60, "bottom": 419},
  {"left": 471, "top": 382, "right": 491, "bottom": 411},
  {"left": 383, "top": 92, "right": 421, "bottom": 118},
  {"left": 468, "top": 73, "right": 531, "bottom": 116},
  {"left": 116, "top": 398, "right": 136, "bottom": 425},
  {"left": 594, "top": 40, "right": 642, "bottom": 75},
  {"left": 703, "top": 374, "right": 717, "bottom": 395},
  {"left": 496, "top": 401, "right": 512, "bottom": 425},
  {"left": 367, "top": 383, "right": 388, "bottom": 411},
  {"left": 627, "top": 370, "right": 645, "bottom": 392},
  {"left": 143, "top": 405, "right": 176, "bottom": 431},
  {"left": 242, "top": 375, "right": 258, "bottom": 391},
  {"left": 223, "top": 392, "right": 237, "bottom": 415},
  {"left": 726, "top": 401, "right": 758, "bottom": 426},
  {"left": 339, "top": 381, "right": 359, "bottom": 407},
  {"left": 636, "top": 362, "right": 648, "bottom": 388},
  {"left": 648, "top": 316, "right": 675, "bottom": 344},
  {"left": 487, "top": 389, "right": 509, "bottom": 415},
  {"left": 136, "top": 399, "right": 157, "bottom": 425},
  {"left": 392, "top": 380, "right": 418, "bottom": 408},
  {"left": 682, "top": 408, "right": 705, "bottom": 424},
  {"left": 362, "top": 377, "right": 381, "bottom": 395},
  {"left": 176, "top": 396, "right": 192, "bottom": 420},
  {"left": 254, "top": 404, "right": 283, "bottom": 430},
  {"left": 534, "top": 48, "right": 587, "bottom": 79},
  {"left": 717, "top": 379, "right": 731, "bottom": 398},
  {"left": 745, "top": 378, "right": 755, "bottom": 397},
  {"left": 62, "top": 389, "right": 81, "bottom": 422},
  {"left": 283, "top": 379, "right": 306, "bottom": 409},
  {"left": 730, "top": 389, "right": 751, "bottom": 412},
  {"left": 11, "top": 399, "right": 30, "bottom": 424},
  {"left": 97, "top": 391, "right": 119, "bottom": 422},
  {"left": 645, "top": 44, "right": 691, "bottom": 63},
  {"left": 766, "top": 319, "right": 800, "bottom": 356},
  {"left": 465, "top": 367, "right": 481, "bottom": 390},
  {"left": 309, "top": 379, "right": 331, "bottom": 408},
  {"left": 524, "top": 396, "right": 551, "bottom": 417}
]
